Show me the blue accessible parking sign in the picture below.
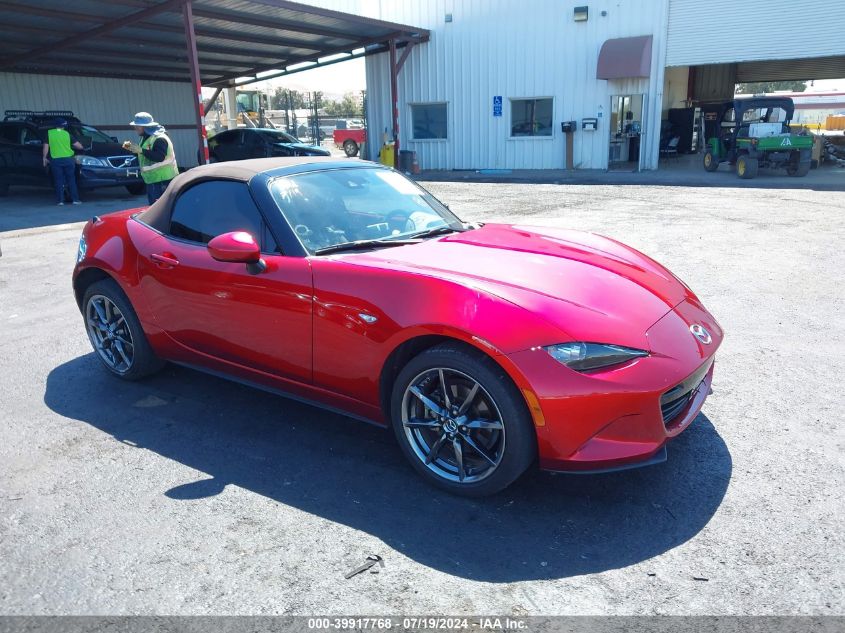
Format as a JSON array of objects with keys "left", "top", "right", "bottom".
[{"left": 493, "top": 96, "right": 503, "bottom": 117}]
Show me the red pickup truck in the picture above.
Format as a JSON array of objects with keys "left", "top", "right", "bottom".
[{"left": 333, "top": 128, "right": 366, "bottom": 157}]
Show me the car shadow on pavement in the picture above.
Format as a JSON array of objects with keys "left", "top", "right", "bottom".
[{"left": 45, "top": 354, "right": 732, "bottom": 582}]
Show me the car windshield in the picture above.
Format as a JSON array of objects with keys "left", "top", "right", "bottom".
[
  {"left": 257, "top": 130, "right": 300, "bottom": 144},
  {"left": 67, "top": 124, "right": 114, "bottom": 144},
  {"left": 270, "top": 168, "right": 465, "bottom": 254}
]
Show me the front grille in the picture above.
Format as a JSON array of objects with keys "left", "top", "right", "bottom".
[
  {"left": 660, "top": 360, "right": 713, "bottom": 426},
  {"left": 661, "top": 392, "right": 693, "bottom": 425},
  {"left": 106, "top": 155, "right": 137, "bottom": 169}
]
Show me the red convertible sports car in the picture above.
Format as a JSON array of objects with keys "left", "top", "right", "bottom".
[{"left": 73, "top": 157, "right": 723, "bottom": 496}]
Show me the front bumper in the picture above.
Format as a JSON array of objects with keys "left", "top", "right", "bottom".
[
  {"left": 507, "top": 298, "right": 723, "bottom": 473},
  {"left": 77, "top": 164, "right": 142, "bottom": 190}
]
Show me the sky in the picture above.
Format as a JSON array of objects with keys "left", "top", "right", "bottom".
[
  {"left": 241, "top": 58, "right": 366, "bottom": 98},
  {"left": 801, "top": 78, "right": 844, "bottom": 92}
]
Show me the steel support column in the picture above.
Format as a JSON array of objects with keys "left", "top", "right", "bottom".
[
  {"left": 203, "top": 87, "right": 224, "bottom": 115},
  {"left": 389, "top": 38, "right": 399, "bottom": 167},
  {"left": 183, "top": 1, "right": 208, "bottom": 165}
]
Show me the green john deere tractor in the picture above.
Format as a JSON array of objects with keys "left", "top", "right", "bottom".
[{"left": 701, "top": 96, "right": 812, "bottom": 179}]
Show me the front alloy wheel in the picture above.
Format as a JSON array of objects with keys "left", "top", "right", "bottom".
[
  {"left": 391, "top": 344, "right": 536, "bottom": 496},
  {"left": 402, "top": 367, "right": 506, "bottom": 483}
]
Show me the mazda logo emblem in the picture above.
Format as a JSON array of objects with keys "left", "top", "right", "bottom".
[{"left": 690, "top": 324, "right": 712, "bottom": 345}]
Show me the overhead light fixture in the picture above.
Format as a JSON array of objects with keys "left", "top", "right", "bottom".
[
  {"left": 574, "top": 6, "right": 588, "bottom": 21},
  {"left": 286, "top": 61, "right": 316, "bottom": 71},
  {"left": 317, "top": 53, "right": 351, "bottom": 64}
]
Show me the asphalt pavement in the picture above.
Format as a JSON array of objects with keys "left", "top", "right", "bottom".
[{"left": 0, "top": 173, "right": 843, "bottom": 615}]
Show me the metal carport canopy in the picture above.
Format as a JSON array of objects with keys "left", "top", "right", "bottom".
[{"left": 0, "top": 0, "right": 428, "bottom": 161}]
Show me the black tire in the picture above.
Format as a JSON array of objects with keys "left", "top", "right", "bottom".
[
  {"left": 125, "top": 182, "right": 146, "bottom": 195},
  {"left": 703, "top": 151, "right": 719, "bottom": 172},
  {"left": 737, "top": 154, "right": 758, "bottom": 179},
  {"left": 343, "top": 139, "right": 359, "bottom": 157},
  {"left": 787, "top": 162, "right": 810, "bottom": 177},
  {"left": 82, "top": 278, "right": 165, "bottom": 380},
  {"left": 390, "top": 343, "right": 536, "bottom": 497}
]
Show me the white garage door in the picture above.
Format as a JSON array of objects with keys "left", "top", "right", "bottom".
[{"left": 666, "top": 0, "right": 845, "bottom": 67}]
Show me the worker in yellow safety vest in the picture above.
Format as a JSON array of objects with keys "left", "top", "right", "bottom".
[
  {"left": 42, "top": 118, "right": 84, "bottom": 206},
  {"left": 123, "top": 112, "right": 179, "bottom": 204}
]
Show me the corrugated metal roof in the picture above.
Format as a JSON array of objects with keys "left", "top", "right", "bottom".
[{"left": 0, "top": 0, "right": 428, "bottom": 85}]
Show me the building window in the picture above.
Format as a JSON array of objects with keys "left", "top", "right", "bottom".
[
  {"left": 510, "top": 98, "right": 554, "bottom": 137},
  {"left": 411, "top": 103, "right": 448, "bottom": 140}
]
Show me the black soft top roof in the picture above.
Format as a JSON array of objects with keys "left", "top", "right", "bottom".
[
  {"left": 137, "top": 157, "right": 379, "bottom": 233},
  {"left": 733, "top": 96, "right": 795, "bottom": 117}
]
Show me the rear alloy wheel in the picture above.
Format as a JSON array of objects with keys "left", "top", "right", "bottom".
[
  {"left": 83, "top": 279, "right": 165, "bottom": 380},
  {"left": 737, "top": 155, "right": 758, "bottom": 179},
  {"left": 343, "top": 139, "right": 359, "bottom": 157},
  {"left": 703, "top": 150, "right": 719, "bottom": 172},
  {"left": 391, "top": 344, "right": 536, "bottom": 496}
]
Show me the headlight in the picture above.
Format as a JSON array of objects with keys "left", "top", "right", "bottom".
[
  {"left": 76, "top": 235, "right": 87, "bottom": 263},
  {"left": 76, "top": 155, "right": 106, "bottom": 167},
  {"left": 544, "top": 342, "right": 648, "bottom": 372}
]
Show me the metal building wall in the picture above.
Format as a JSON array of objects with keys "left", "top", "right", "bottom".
[
  {"left": 0, "top": 73, "right": 198, "bottom": 166},
  {"left": 666, "top": 0, "right": 845, "bottom": 67},
  {"left": 363, "top": 0, "right": 670, "bottom": 171}
]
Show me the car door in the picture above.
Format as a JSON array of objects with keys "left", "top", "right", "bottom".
[
  {"left": 19, "top": 125, "right": 48, "bottom": 184},
  {"left": 242, "top": 130, "right": 269, "bottom": 159},
  {"left": 0, "top": 123, "right": 41, "bottom": 185},
  {"left": 135, "top": 179, "right": 313, "bottom": 383},
  {"left": 0, "top": 124, "right": 20, "bottom": 183},
  {"left": 209, "top": 130, "right": 241, "bottom": 162}
]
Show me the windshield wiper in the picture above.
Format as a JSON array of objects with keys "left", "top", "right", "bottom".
[
  {"left": 402, "top": 224, "right": 471, "bottom": 240},
  {"left": 314, "top": 238, "right": 422, "bottom": 255}
]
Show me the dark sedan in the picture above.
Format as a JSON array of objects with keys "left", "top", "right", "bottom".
[{"left": 208, "top": 128, "right": 330, "bottom": 163}]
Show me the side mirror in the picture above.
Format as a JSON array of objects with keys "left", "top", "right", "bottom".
[
  {"left": 207, "top": 231, "right": 266, "bottom": 274},
  {"left": 110, "top": 136, "right": 118, "bottom": 143}
]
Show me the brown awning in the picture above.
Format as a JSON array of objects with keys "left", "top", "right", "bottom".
[{"left": 597, "top": 35, "right": 653, "bottom": 80}]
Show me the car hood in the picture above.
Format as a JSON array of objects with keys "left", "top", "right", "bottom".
[
  {"left": 345, "top": 223, "right": 696, "bottom": 349},
  {"left": 271, "top": 142, "right": 328, "bottom": 154},
  {"left": 88, "top": 142, "right": 135, "bottom": 159}
]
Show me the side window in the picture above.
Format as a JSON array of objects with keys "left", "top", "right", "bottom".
[
  {"left": 168, "top": 181, "right": 279, "bottom": 253},
  {"left": 215, "top": 131, "right": 240, "bottom": 145},
  {"left": 21, "top": 126, "right": 43, "bottom": 145},
  {"left": 244, "top": 132, "right": 264, "bottom": 147},
  {"left": 0, "top": 124, "right": 21, "bottom": 144}
]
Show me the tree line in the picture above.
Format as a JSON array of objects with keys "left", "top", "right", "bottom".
[{"left": 269, "top": 88, "right": 364, "bottom": 117}]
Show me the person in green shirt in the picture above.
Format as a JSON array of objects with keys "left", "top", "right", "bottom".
[
  {"left": 42, "top": 118, "right": 84, "bottom": 205},
  {"left": 123, "top": 112, "right": 179, "bottom": 204}
]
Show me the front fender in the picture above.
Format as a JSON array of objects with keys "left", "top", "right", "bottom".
[{"left": 310, "top": 259, "right": 569, "bottom": 411}]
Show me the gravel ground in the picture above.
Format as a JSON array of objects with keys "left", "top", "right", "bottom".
[{"left": 0, "top": 179, "right": 843, "bottom": 615}]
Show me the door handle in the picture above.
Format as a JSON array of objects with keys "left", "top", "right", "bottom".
[{"left": 150, "top": 253, "right": 179, "bottom": 268}]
